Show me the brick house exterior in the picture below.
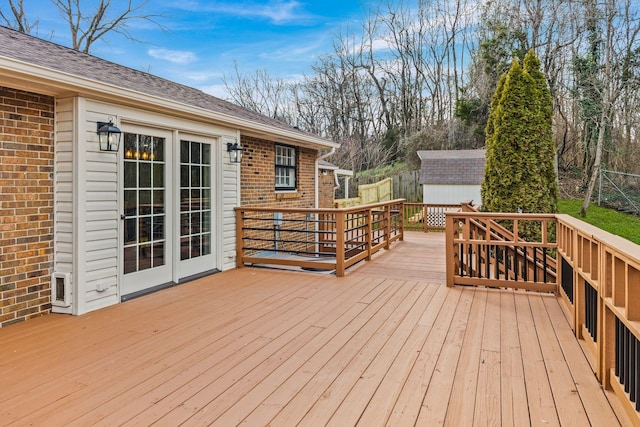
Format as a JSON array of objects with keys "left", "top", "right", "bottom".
[
  {"left": 0, "top": 86, "right": 55, "bottom": 327},
  {"left": 241, "top": 136, "right": 317, "bottom": 209},
  {"left": 0, "top": 27, "right": 339, "bottom": 324}
]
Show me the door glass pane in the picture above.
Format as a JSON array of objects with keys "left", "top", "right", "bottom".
[
  {"left": 123, "top": 132, "right": 166, "bottom": 275},
  {"left": 139, "top": 163, "right": 151, "bottom": 188},
  {"left": 153, "top": 190, "right": 164, "bottom": 214},
  {"left": 124, "top": 190, "right": 137, "bottom": 217},
  {"left": 124, "top": 162, "right": 137, "bottom": 188},
  {"left": 140, "top": 190, "right": 151, "bottom": 215},
  {"left": 180, "top": 139, "right": 212, "bottom": 260},
  {"left": 153, "top": 137, "right": 164, "bottom": 161}
]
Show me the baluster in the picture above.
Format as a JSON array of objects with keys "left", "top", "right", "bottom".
[{"left": 616, "top": 318, "right": 621, "bottom": 378}]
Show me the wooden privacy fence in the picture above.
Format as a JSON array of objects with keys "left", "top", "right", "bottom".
[
  {"left": 235, "top": 199, "right": 405, "bottom": 277},
  {"left": 445, "top": 210, "right": 640, "bottom": 423}
]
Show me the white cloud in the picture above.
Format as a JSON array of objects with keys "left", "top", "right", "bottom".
[
  {"left": 183, "top": 71, "right": 223, "bottom": 82},
  {"left": 172, "top": 0, "right": 310, "bottom": 25},
  {"left": 148, "top": 48, "right": 198, "bottom": 64},
  {"left": 200, "top": 84, "right": 229, "bottom": 99}
]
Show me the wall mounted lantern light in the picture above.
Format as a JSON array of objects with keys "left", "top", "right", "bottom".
[
  {"left": 226, "top": 141, "right": 244, "bottom": 164},
  {"left": 97, "top": 119, "right": 122, "bottom": 152}
]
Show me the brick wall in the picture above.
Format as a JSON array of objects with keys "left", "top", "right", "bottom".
[
  {"left": 0, "top": 86, "right": 54, "bottom": 327},
  {"left": 318, "top": 169, "right": 335, "bottom": 208},
  {"left": 240, "top": 136, "right": 317, "bottom": 208}
]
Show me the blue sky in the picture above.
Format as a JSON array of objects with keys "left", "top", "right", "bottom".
[{"left": 24, "top": 0, "right": 369, "bottom": 97}]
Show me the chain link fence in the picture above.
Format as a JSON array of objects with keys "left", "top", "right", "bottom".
[{"left": 598, "top": 169, "right": 640, "bottom": 215}]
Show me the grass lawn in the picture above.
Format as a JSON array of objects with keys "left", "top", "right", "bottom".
[{"left": 558, "top": 199, "right": 640, "bottom": 245}]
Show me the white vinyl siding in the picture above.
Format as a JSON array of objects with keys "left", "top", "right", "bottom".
[
  {"left": 423, "top": 184, "right": 482, "bottom": 206},
  {"left": 84, "top": 106, "right": 120, "bottom": 311},
  {"left": 52, "top": 98, "right": 75, "bottom": 314},
  {"left": 222, "top": 136, "right": 240, "bottom": 271}
]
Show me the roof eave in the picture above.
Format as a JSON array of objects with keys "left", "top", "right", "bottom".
[{"left": 0, "top": 56, "right": 339, "bottom": 150}]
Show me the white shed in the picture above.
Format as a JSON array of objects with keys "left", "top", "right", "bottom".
[{"left": 418, "top": 149, "right": 486, "bottom": 205}]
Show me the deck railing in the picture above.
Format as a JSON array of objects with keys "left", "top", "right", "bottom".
[
  {"left": 445, "top": 211, "right": 558, "bottom": 293},
  {"left": 446, "top": 210, "right": 640, "bottom": 423},
  {"left": 556, "top": 215, "right": 640, "bottom": 423},
  {"left": 404, "top": 203, "right": 461, "bottom": 232},
  {"left": 235, "top": 199, "right": 404, "bottom": 277}
]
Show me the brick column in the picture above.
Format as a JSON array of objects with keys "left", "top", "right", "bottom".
[{"left": 0, "top": 86, "right": 55, "bottom": 327}]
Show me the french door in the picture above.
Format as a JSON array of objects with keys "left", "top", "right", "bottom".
[
  {"left": 120, "top": 129, "right": 216, "bottom": 296},
  {"left": 178, "top": 138, "right": 215, "bottom": 278},
  {"left": 121, "top": 130, "right": 172, "bottom": 295}
]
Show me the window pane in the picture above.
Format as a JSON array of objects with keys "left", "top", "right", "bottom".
[
  {"left": 191, "top": 165, "right": 200, "bottom": 187},
  {"left": 180, "top": 189, "right": 190, "bottom": 212},
  {"left": 181, "top": 213, "right": 190, "bottom": 236},
  {"left": 139, "top": 163, "right": 151, "bottom": 188},
  {"left": 202, "top": 144, "right": 211, "bottom": 164},
  {"left": 124, "top": 134, "right": 137, "bottom": 160},
  {"left": 124, "top": 162, "right": 137, "bottom": 188},
  {"left": 181, "top": 165, "right": 189, "bottom": 188},
  {"left": 202, "top": 189, "right": 211, "bottom": 211},
  {"left": 180, "top": 237, "right": 190, "bottom": 260},
  {"left": 191, "top": 235, "right": 201, "bottom": 257},
  {"left": 191, "top": 189, "right": 201, "bottom": 210},
  {"left": 202, "top": 233, "right": 211, "bottom": 256},
  {"left": 191, "top": 142, "right": 201, "bottom": 164},
  {"left": 202, "top": 166, "right": 210, "bottom": 188},
  {"left": 139, "top": 245, "right": 151, "bottom": 270},
  {"left": 153, "top": 190, "right": 164, "bottom": 214},
  {"left": 139, "top": 217, "right": 151, "bottom": 244},
  {"left": 124, "top": 218, "right": 137, "bottom": 244},
  {"left": 124, "top": 247, "right": 137, "bottom": 274},
  {"left": 152, "top": 241, "right": 164, "bottom": 267},
  {"left": 181, "top": 140, "right": 190, "bottom": 163},
  {"left": 124, "top": 190, "right": 137, "bottom": 217},
  {"left": 153, "top": 163, "right": 164, "bottom": 187},
  {"left": 153, "top": 137, "right": 164, "bottom": 161},
  {"left": 140, "top": 190, "right": 152, "bottom": 215},
  {"left": 152, "top": 215, "right": 165, "bottom": 240}
]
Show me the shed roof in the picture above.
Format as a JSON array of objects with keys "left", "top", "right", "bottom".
[
  {"left": 417, "top": 149, "right": 486, "bottom": 185},
  {"left": 0, "top": 26, "right": 337, "bottom": 149}
]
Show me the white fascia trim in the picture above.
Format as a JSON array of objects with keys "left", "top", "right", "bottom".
[
  {"left": 336, "top": 168, "right": 354, "bottom": 176},
  {"left": 0, "top": 57, "right": 339, "bottom": 150}
]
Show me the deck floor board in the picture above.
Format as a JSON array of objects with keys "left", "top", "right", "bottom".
[{"left": 0, "top": 232, "right": 630, "bottom": 426}]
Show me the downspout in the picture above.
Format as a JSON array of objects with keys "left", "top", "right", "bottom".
[{"left": 315, "top": 147, "right": 336, "bottom": 208}]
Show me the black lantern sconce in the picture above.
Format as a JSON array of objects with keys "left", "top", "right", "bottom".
[
  {"left": 97, "top": 119, "right": 122, "bottom": 152},
  {"left": 226, "top": 141, "right": 244, "bottom": 164}
]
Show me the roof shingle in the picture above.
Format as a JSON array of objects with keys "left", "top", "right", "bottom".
[{"left": 417, "top": 149, "right": 486, "bottom": 185}]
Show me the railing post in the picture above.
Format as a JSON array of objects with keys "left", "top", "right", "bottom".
[
  {"left": 423, "top": 203, "right": 428, "bottom": 233},
  {"left": 366, "top": 207, "right": 373, "bottom": 261},
  {"left": 335, "top": 210, "right": 345, "bottom": 277},
  {"left": 384, "top": 204, "right": 391, "bottom": 250},
  {"left": 399, "top": 201, "right": 404, "bottom": 241},
  {"left": 235, "top": 208, "right": 244, "bottom": 269},
  {"left": 445, "top": 214, "right": 455, "bottom": 287}
]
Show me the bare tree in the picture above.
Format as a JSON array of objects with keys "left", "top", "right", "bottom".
[
  {"left": 0, "top": 0, "right": 38, "bottom": 33},
  {"left": 222, "top": 61, "right": 295, "bottom": 124},
  {"left": 51, "top": 0, "right": 163, "bottom": 53}
]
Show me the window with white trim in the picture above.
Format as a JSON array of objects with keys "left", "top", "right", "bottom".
[{"left": 275, "top": 144, "right": 297, "bottom": 190}]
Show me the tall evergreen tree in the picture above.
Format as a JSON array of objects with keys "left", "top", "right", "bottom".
[{"left": 481, "top": 51, "right": 557, "bottom": 241}]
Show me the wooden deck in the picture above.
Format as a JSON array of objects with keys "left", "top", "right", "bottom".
[{"left": 0, "top": 233, "right": 631, "bottom": 426}]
